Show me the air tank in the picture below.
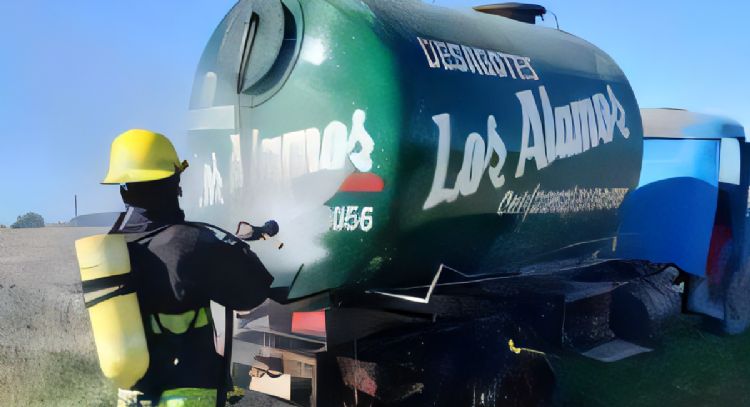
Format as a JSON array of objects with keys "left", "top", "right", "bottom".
[{"left": 184, "top": 0, "right": 643, "bottom": 299}]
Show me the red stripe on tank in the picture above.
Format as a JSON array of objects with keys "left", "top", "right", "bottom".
[{"left": 339, "top": 173, "right": 385, "bottom": 193}]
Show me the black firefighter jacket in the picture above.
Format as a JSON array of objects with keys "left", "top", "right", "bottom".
[{"left": 111, "top": 207, "right": 273, "bottom": 396}]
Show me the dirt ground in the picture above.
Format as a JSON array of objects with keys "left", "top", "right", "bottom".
[{"left": 0, "top": 227, "right": 287, "bottom": 407}]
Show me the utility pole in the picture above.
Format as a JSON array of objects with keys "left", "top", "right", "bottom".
[{"left": 75, "top": 195, "right": 78, "bottom": 218}]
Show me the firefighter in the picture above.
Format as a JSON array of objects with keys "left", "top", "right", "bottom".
[{"left": 100, "top": 129, "right": 273, "bottom": 406}]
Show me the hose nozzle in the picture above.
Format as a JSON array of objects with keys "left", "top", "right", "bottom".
[{"left": 236, "top": 220, "right": 283, "bottom": 249}]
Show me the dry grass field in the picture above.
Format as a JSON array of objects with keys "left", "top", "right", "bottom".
[
  {"left": 0, "top": 227, "right": 114, "bottom": 406},
  {"left": 0, "top": 227, "right": 286, "bottom": 407}
]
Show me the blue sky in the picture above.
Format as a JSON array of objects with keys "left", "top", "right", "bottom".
[{"left": 0, "top": 0, "right": 748, "bottom": 225}]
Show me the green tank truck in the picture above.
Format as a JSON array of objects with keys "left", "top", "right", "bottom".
[
  {"left": 184, "top": 0, "right": 641, "bottom": 298},
  {"left": 182, "top": 1, "right": 748, "bottom": 405}
]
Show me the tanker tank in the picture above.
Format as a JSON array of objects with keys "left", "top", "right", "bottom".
[{"left": 183, "top": 0, "right": 643, "bottom": 299}]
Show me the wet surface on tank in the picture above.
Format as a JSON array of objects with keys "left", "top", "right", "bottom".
[{"left": 183, "top": 0, "right": 643, "bottom": 300}]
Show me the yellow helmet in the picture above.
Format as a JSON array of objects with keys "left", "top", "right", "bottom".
[{"left": 102, "top": 129, "right": 189, "bottom": 184}]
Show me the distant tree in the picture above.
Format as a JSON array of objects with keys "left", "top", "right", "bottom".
[
  {"left": 0, "top": 224, "right": 6, "bottom": 229},
  {"left": 11, "top": 212, "right": 45, "bottom": 229}
]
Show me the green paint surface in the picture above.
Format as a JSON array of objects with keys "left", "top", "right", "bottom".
[{"left": 185, "top": 0, "right": 644, "bottom": 299}]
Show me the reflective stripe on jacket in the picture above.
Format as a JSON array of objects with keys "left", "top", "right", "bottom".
[
  {"left": 117, "top": 388, "right": 216, "bottom": 407},
  {"left": 150, "top": 307, "right": 211, "bottom": 335},
  {"left": 158, "top": 388, "right": 217, "bottom": 407}
]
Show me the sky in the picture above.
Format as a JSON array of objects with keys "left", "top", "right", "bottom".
[{"left": 0, "top": 0, "right": 748, "bottom": 225}]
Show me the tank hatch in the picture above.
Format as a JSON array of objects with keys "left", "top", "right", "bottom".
[{"left": 474, "top": 3, "right": 547, "bottom": 24}]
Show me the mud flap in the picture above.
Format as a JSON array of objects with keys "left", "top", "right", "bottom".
[
  {"left": 565, "top": 266, "right": 681, "bottom": 362},
  {"left": 722, "top": 262, "right": 750, "bottom": 334},
  {"left": 687, "top": 238, "right": 750, "bottom": 334}
]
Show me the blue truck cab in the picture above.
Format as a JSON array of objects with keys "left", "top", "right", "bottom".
[{"left": 617, "top": 108, "right": 749, "bottom": 333}]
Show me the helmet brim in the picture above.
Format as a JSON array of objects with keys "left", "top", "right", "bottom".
[{"left": 101, "top": 168, "right": 179, "bottom": 185}]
